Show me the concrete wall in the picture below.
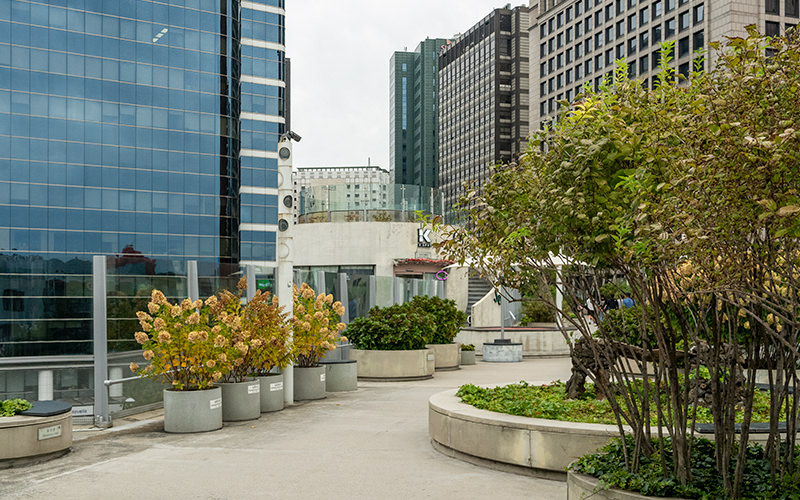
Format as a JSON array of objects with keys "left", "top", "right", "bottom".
[
  {"left": 445, "top": 266, "right": 469, "bottom": 312},
  {"left": 455, "top": 327, "right": 572, "bottom": 356}
]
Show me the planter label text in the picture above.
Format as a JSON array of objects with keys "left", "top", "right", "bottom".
[
  {"left": 270, "top": 382, "right": 283, "bottom": 391},
  {"left": 38, "top": 424, "right": 62, "bottom": 441},
  {"left": 427, "top": 354, "right": 435, "bottom": 361},
  {"left": 248, "top": 384, "right": 260, "bottom": 395},
  {"left": 320, "top": 374, "right": 326, "bottom": 382},
  {"left": 209, "top": 398, "right": 222, "bottom": 410}
]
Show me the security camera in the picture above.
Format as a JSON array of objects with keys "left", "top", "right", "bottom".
[{"left": 281, "top": 131, "right": 302, "bottom": 142}]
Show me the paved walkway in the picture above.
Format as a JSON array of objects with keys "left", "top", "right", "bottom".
[{"left": 0, "top": 357, "right": 573, "bottom": 500}]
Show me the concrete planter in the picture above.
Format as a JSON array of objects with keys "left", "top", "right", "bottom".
[
  {"left": 164, "top": 387, "right": 222, "bottom": 433},
  {"left": 351, "top": 348, "right": 435, "bottom": 380},
  {"left": 482, "top": 341, "right": 523, "bottom": 362},
  {"left": 0, "top": 409, "right": 72, "bottom": 468},
  {"left": 320, "top": 360, "right": 358, "bottom": 392},
  {"left": 255, "top": 374, "right": 284, "bottom": 413},
  {"left": 460, "top": 350, "right": 476, "bottom": 365},
  {"left": 219, "top": 380, "right": 261, "bottom": 422},
  {"left": 567, "top": 471, "right": 687, "bottom": 500},
  {"left": 294, "top": 365, "right": 327, "bottom": 401},
  {"left": 425, "top": 343, "right": 460, "bottom": 370}
]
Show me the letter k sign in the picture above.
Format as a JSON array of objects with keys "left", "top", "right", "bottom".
[{"left": 418, "top": 228, "right": 432, "bottom": 247}]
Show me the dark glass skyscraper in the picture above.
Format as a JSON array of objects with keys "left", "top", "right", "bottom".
[
  {"left": 0, "top": 0, "right": 285, "bottom": 367},
  {"left": 390, "top": 38, "right": 448, "bottom": 190}
]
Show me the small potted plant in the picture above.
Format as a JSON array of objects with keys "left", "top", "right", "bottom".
[
  {"left": 460, "top": 343, "right": 476, "bottom": 365},
  {"left": 243, "top": 290, "right": 293, "bottom": 412},
  {"left": 291, "top": 283, "right": 347, "bottom": 400},
  {"left": 131, "top": 290, "right": 233, "bottom": 433}
]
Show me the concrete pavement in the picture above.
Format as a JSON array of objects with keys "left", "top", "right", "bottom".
[{"left": 0, "top": 356, "right": 573, "bottom": 500}]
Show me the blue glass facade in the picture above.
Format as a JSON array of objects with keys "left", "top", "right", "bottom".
[{"left": 0, "top": 0, "right": 285, "bottom": 358}]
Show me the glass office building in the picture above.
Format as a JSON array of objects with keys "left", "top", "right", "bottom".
[{"left": 0, "top": 0, "right": 285, "bottom": 402}]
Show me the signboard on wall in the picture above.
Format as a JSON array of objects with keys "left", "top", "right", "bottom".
[{"left": 417, "top": 228, "right": 432, "bottom": 248}]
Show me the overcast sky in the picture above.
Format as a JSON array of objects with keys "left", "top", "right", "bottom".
[{"left": 285, "top": 1, "right": 513, "bottom": 169}]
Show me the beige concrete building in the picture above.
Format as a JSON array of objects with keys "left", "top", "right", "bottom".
[{"left": 529, "top": 0, "right": 799, "bottom": 129}]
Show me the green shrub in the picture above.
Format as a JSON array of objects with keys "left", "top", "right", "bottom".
[
  {"left": 345, "top": 303, "right": 435, "bottom": 350},
  {"left": 599, "top": 280, "right": 633, "bottom": 299},
  {"left": 1, "top": 398, "right": 32, "bottom": 417},
  {"left": 521, "top": 299, "right": 555, "bottom": 323},
  {"left": 461, "top": 343, "right": 475, "bottom": 351},
  {"left": 407, "top": 295, "right": 467, "bottom": 344},
  {"left": 571, "top": 436, "right": 800, "bottom": 499},
  {"left": 598, "top": 305, "right": 656, "bottom": 348}
]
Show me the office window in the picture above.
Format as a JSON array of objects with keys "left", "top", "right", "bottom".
[
  {"left": 787, "top": 0, "right": 799, "bottom": 17},
  {"left": 640, "top": 30, "right": 650, "bottom": 48},
  {"left": 606, "top": 26, "right": 614, "bottom": 43},
  {"left": 617, "top": 20, "right": 626, "bottom": 37},
  {"left": 540, "top": 101, "right": 546, "bottom": 116},
  {"left": 567, "top": 47, "right": 574, "bottom": 63},
  {"left": 567, "top": 27, "right": 574, "bottom": 43},
  {"left": 606, "top": 48, "right": 614, "bottom": 66},
  {"left": 548, "top": 98, "right": 555, "bottom": 113},
  {"left": 541, "top": 62, "right": 547, "bottom": 77},
  {"left": 595, "top": 32, "right": 604, "bottom": 47},
  {"left": 576, "top": 42, "right": 584, "bottom": 57},
  {"left": 566, "top": 68, "right": 573, "bottom": 84},
  {"left": 693, "top": 30, "right": 704, "bottom": 51},
  {"left": 576, "top": 0, "right": 584, "bottom": 16},
  {"left": 678, "top": 0, "right": 688, "bottom": 5},
  {"left": 540, "top": 23, "right": 547, "bottom": 38},
  {"left": 605, "top": 5, "right": 614, "bottom": 20},
  {"left": 678, "top": 62, "right": 689, "bottom": 78},
  {"left": 679, "top": 10, "right": 690, "bottom": 31},
  {"left": 596, "top": 54, "right": 604, "bottom": 70},
  {"left": 666, "top": 18, "right": 676, "bottom": 37},
  {"left": 652, "top": 49, "right": 661, "bottom": 69},
  {"left": 640, "top": 6, "right": 650, "bottom": 26},
  {"left": 566, "top": 89, "right": 573, "bottom": 101},
  {"left": 616, "top": 43, "right": 625, "bottom": 59},
  {"left": 557, "top": 73, "right": 564, "bottom": 89},
  {"left": 628, "top": 14, "right": 637, "bottom": 31},
  {"left": 595, "top": 11, "right": 603, "bottom": 26},
  {"left": 576, "top": 22, "right": 584, "bottom": 36},
  {"left": 694, "top": 4, "right": 705, "bottom": 24},
  {"left": 666, "top": 0, "right": 675, "bottom": 11},
  {"left": 679, "top": 36, "right": 690, "bottom": 57},
  {"left": 549, "top": 38, "right": 555, "bottom": 51},
  {"left": 628, "top": 0, "right": 637, "bottom": 8},
  {"left": 585, "top": 16, "right": 593, "bottom": 31},
  {"left": 558, "top": 32, "right": 564, "bottom": 48},
  {"left": 766, "top": 21, "right": 781, "bottom": 37},
  {"left": 628, "top": 37, "right": 637, "bottom": 54},
  {"left": 541, "top": 43, "right": 547, "bottom": 58},
  {"left": 653, "top": 24, "right": 663, "bottom": 42},
  {"left": 639, "top": 54, "right": 649, "bottom": 73},
  {"left": 585, "top": 38, "right": 593, "bottom": 53},
  {"left": 585, "top": 58, "right": 594, "bottom": 74},
  {"left": 549, "top": 17, "right": 555, "bottom": 31},
  {"left": 653, "top": 0, "right": 663, "bottom": 19},
  {"left": 595, "top": 76, "right": 603, "bottom": 91},
  {"left": 567, "top": 6, "right": 574, "bottom": 22},
  {"left": 576, "top": 63, "right": 584, "bottom": 78},
  {"left": 616, "top": 0, "right": 626, "bottom": 13},
  {"left": 540, "top": 81, "right": 547, "bottom": 96},
  {"left": 628, "top": 60, "right": 636, "bottom": 77},
  {"left": 549, "top": 77, "right": 555, "bottom": 92},
  {"left": 558, "top": 11, "right": 565, "bottom": 28},
  {"left": 557, "top": 53, "right": 564, "bottom": 69},
  {"left": 549, "top": 58, "right": 555, "bottom": 72}
]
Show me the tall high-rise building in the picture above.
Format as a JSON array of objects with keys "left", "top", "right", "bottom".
[
  {"left": 0, "top": 1, "right": 285, "bottom": 397},
  {"left": 530, "top": 0, "right": 799, "bottom": 129},
  {"left": 438, "top": 6, "right": 530, "bottom": 218},
  {"left": 390, "top": 37, "right": 448, "bottom": 189}
]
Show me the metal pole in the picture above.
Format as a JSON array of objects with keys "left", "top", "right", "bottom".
[
  {"left": 394, "top": 277, "right": 403, "bottom": 305},
  {"left": 38, "top": 370, "right": 53, "bottom": 401},
  {"left": 187, "top": 260, "right": 199, "bottom": 302},
  {"left": 278, "top": 138, "right": 294, "bottom": 405},
  {"left": 338, "top": 272, "right": 349, "bottom": 323},
  {"left": 499, "top": 287, "right": 506, "bottom": 341},
  {"left": 246, "top": 264, "right": 256, "bottom": 301},
  {"left": 92, "top": 255, "right": 110, "bottom": 427},
  {"left": 315, "top": 270, "right": 326, "bottom": 296}
]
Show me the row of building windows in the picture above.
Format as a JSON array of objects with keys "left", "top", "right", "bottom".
[{"left": 766, "top": 0, "right": 800, "bottom": 17}]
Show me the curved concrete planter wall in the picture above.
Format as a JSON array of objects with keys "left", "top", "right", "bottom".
[
  {"left": 0, "top": 412, "right": 72, "bottom": 468},
  {"left": 455, "top": 327, "right": 574, "bottom": 356},
  {"left": 567, "top": 471, "right": 687, "bottom": 500},
  {"left": 428, "top": 389, "right": 618, "bottom": 478},
  {"left": 351, "top": 348, "right": 435, "bottom": 380},
  {"left": 425, "top": 343, "right": 460, "bottom": 370},
  {"left": 320, "top": 360, "right": 358, "bottom": 392}
]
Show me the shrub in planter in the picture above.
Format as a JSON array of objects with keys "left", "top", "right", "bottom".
[
  {"left": 292, "top": 283, "right": 347, "bottom": 368},
  {"left": 460, "top": 343, "right": 475, "bottom": 351},
  {"left": 243, "top": 290, "right": 293, "bottom": 376},
  {"left": 346, "top": 303, "right": 435, "bottom": 350},
  {"left": 407, "top": 295, "right": 466, "bottom": 345},
  {"left": 1, "top": 399, "right": 31, "bottom": 417}
]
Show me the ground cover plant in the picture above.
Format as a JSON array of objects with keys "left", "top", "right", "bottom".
[
  {"left": 456, "top": 381, "right": 775, "bottom": 425},
  {"left": 430, "top": 30, "right": 800, "bottom": 498},
  {"left": 1, "top": 398, "right": 32, "bottom": 417}
]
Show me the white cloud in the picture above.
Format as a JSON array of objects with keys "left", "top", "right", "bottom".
[{"left": 285, "top": 0, "right": 511, "bottom": 169}]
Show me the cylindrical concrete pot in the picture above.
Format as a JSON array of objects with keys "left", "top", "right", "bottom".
[
  {"left": 425, "top": 343, "right": 460, "bottom": 370},
  {"left": 460, "top": 350, "right": 476, "bottom": 365},
  {"left": 293, "top": 365, "right": 327, "bottom": 400},
  {"left": 350, "top": 348, "right": 435, "bottom": 380},
  {"left": 320, "top": 360, "right": 358, "bottom": 392},
  {"left": 255, "top": 373, "right": 284, "bottom": 413},
  {"left": 163, "top": 387, "right": 222, "bottom": 433},
  {"left": 219, "top": 380, "right": 261, "bottom": 422}
]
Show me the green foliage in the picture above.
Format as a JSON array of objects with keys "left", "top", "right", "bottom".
[
  {"left": 572, "top": 437, "right": 800, "bottom": 499},
  {"left": 1, "top": 398, "right": 31, "bottom": 417},
  {"left": 521, "top": 299, "right": 555, "bottom": 323},
  {"left": 345, "top": 303, "right": 435, "bottom": 350},
  {"left": 456, "top": 381, "right": 774, "bottom": 425},
  {"left": 407, "top": 295, "right": 467, "bottom": 344},
  {"left": 599, "top": 281, "right": 632, "bottom": 299},
  {"left": 460, "top": 343, "right": 475, "bottom": 351},
  {"left": 598, "top": 305, "right": 656, "bottom": 348}
]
